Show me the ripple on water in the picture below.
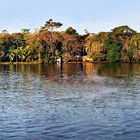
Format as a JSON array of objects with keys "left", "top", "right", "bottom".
[{"left": 0, "top": 64, "right": 140, "bottom": 139}]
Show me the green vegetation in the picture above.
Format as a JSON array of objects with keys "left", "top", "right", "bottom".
[
  {"left": 104, "top": 39, "right": 122, "bottom": 62},
  {"left": 0, "top": 20, "right": 140, "bottom": 63},
  {"left": 85, "top": 25, "right": 140, "bottom": 63}
]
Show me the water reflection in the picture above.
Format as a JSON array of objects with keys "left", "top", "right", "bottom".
[
  {"left": 0, "top": 63, "right": 140, "bottom": 79},
  {"left": 97, "top": 63, "right": 140, "bottom": 77}
]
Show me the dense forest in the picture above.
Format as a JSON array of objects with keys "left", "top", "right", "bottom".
[{"left": 0, "top": 19, "right": 140, "bottom": 63}]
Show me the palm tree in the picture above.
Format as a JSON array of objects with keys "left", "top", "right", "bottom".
[
  {"left": 8, "top": 49, "right": 15, "bottom": 62},
  {"left": 130, "top": 33, "right": 140, "bottom": 48}
]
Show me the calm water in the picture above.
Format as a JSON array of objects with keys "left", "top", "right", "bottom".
[{"left": 0, "top": 63, "right": 140, "bottom": 140}]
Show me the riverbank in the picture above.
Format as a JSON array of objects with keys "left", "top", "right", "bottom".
[
  {"left": 1, "top": 61, "right": 140, "bottom": 65},
  {"left": 0, "top": 62, "right": 42, "bottom": 65}
]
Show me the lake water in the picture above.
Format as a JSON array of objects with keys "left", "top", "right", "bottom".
[{"left": 0, "top": 63, "right": 140, "bottom": 140}]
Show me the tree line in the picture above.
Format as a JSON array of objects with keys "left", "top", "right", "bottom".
[{"left": 0, "top": 19, "right": 140, "bottom": 63}]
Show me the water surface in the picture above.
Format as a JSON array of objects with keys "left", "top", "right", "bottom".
[{"left": 0, "top": 63, "right": 140, "bottom": 140}]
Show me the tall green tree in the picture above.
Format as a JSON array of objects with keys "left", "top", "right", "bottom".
[
  {"left": 104, "top": 39, "right": 122, "bottom": 62},
  {"left": 65, "top": 27, "right": 78, "bottom": 35}
]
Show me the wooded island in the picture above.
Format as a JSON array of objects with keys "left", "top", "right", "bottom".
[{"left": 0, "top": 19, "right": 140, "bottom": 64}]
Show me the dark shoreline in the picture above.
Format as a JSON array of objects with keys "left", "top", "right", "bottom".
[{"left": 0, "top": 61, "right": 140, "bottom": 65}]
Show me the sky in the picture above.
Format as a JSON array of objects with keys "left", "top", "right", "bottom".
[{"left": 0, "top": 0, "right": 140, "bottom": 34}]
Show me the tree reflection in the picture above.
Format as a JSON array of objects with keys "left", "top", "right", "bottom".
[{"left": 0, "top": 63, "right": 139, "bottom": 82}]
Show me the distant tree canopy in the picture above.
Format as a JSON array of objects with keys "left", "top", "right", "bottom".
[
  {"left": 65, "top": 27, "right": 78, "bottom": 35},
  {"left": 0, "top": 22, "right": 140, "bottom": 63},
  {"left": 111, "top": 26, "right": 136, "bottom": 36},
  {"left": 84, "top": 25, "right": 140, "bottom": 63},
  {"left": 41, "top": 19, "right": 63, "bottom": 31}
]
